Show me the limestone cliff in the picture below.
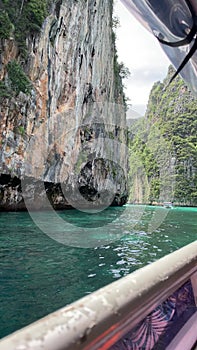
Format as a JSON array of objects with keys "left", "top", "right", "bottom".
[
  {"left": 128, "top": 66, "right": 197, "bottom": 206},
  {"left": 0, "top": 0, "right": 128, "bottom": 210}
]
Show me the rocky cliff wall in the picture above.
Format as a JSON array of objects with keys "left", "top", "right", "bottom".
[
  {"left": 0, "top": 0, "right": 128, "bottom": 210},
  {"left": 128, "top": 66, "right": 197, "bottom": 206}
]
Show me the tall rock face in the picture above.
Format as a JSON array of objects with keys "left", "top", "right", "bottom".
[
  {"left": 128, "top": 66, "right": 197, "bottom": 206},
  {"left": 0, "top": 0, "right": 128, "bottom": 210}
]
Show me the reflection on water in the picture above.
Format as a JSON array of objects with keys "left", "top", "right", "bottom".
[{"left": 0, "top": 205, "right": 196, "bottom": 338}]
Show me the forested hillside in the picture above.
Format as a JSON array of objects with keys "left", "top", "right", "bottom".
[{"left": 128, "top": 66, "right": 197, "bottom": 206}]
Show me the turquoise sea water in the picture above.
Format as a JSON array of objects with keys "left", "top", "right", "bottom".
[{"left": 0, "top": 205, "right": 196, "bottom": 339}]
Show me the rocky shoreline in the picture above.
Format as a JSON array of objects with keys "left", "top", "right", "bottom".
[{"left": 0, "top": 174, "right": 127, "bottom": 211}]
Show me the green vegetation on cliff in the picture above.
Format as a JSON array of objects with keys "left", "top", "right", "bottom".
[
  {"left": 128, "top": 66, "right": 197, "bottom": 206},
  {"left": 0, "top": 9, "right": 13, "bottom": 39},
  {"left": 0, "top": 0, "right": 50, "bottom": 97},
  {"left": 0, "top": 0, "right": 50, "bottom": 56},
  {"left": 111, "top": 11, "right": 130, "bottom": 109},
  {"left": 7, "top": 60, "right": 32, "bottom": 94}
]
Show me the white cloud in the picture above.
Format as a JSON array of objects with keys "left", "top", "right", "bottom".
[{"left": 114, "top": 0, "right": 170, "bottom": 114}]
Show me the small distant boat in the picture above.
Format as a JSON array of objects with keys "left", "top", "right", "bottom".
[{"left": 163, "top": 202, "right": 173, "bottom": 209}]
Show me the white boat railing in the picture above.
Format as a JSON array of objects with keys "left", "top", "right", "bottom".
[{"left": 0, "top": 241, "right": 197, "bottom": 350}]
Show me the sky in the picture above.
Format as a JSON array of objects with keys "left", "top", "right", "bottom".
[{"left": 114, "top": 0, "right": 171, "bottom": 116}]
